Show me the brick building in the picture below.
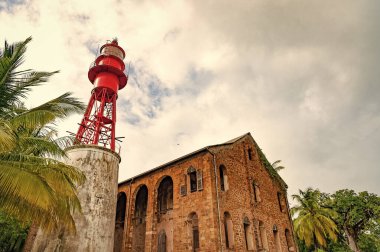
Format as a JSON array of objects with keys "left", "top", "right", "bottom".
[{"left": 114, "top": 133, "right": 297, "bottom": 252}]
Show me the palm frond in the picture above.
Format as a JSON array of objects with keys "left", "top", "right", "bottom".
[
  {"left": 54, "top": 135, "right": 76, "bottom": 150},
  {"left": 271, "top": 160, "right": 285, "bottom": 172},
  {"left": 0, "top": 153, "right": 85, "bottom": 232},
  {"left": 15, "top": 136, "right": 66, "bottom": 158},
  {"left": 0, "top": 37, "right": 85, "bottom": 234},
  {"left": 0, "top": 38, "right": 62, "bottom": 117},
  {"left": 291, "top": 187, "right": 339, "bottom": 249},
  {"left": 0, "top": 37, "right": 35, "bottom": 112},
  {"left": 272, "top": 160, "right": 281, "bottom": 166},
  {"left": 0, "top": 154, "right": 85, "bottom": 183},
  {"left": 10, "top": 92, "right": 84, "bottom": 129},
  {"left": 0, "top": 119, "right": 16, "bottom": 152}
]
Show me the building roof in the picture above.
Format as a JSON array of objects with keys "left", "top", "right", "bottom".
[
  {"left": 118, "top": 132, "right": 287, "bottom": 189},
  {"left": 119, "top": 133, "right": 249, "bottom": 185}
]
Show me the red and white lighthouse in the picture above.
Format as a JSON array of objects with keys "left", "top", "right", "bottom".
[
  {"left": 31, "top": 39, "right": 126, "bottom": 252},
  {"left": 75, "top": 39, "right": 128, "bottom": 151}
]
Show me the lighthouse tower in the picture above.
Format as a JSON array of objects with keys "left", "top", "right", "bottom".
[
  {"left": 30, "top": 39, "right": 127, "bottom": 252},
  {"left": 64, "top": 39, "right": 127, "bottom": 251},
  {"left": 75, "top": 39, "right": 128, "bottom": 151}
]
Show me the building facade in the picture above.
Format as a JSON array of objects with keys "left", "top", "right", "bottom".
[{"left": 114, "top": 133, "right": 297, "bottom": 252}]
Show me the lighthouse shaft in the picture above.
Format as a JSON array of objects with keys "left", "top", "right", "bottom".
[{"left": 76, "top": 89, "right": 117, "bottom": 149}]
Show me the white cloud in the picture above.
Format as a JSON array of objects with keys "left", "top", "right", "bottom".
[{"left": 1, "top": 0, "right": 379, "bottom": 197}]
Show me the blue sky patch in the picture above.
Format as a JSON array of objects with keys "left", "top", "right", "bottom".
[
  {"left": 175, "top": 67, "right": 214, "bottom": 96},
  {"left": 85, "top": 40, "right": 101, "bottom": 56},
  {"left": 118, "top": 99, "right": 141, "bottom": 126},
  {"left": 0, "top": 0, "right": 25, "bottom": 12}
]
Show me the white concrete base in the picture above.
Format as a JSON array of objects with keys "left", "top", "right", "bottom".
[{"left": 31, "top": 145, "right": 120, "bottom": 252}]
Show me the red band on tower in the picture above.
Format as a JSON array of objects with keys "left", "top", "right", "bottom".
[{"left": 75, "top": 39, "right": 128, "bottom": 151}]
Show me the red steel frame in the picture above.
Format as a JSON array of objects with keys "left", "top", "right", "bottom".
[
  {"left": 75, "top": 40, "right": 127, "bottom": 151},
  {"left": 76, "top": 89, "right": 117, "bottom": 150}
]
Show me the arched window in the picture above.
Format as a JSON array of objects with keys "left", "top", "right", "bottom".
[
  {"left": 157, "top": 230, "right": 166, "bottom": 252},
  {"left": 219, "top": 165, "right": 228, "bottom": 191},
  {"left": 273, "top": 225, "right": 282, "bottom": 252},
  {"left": 132, "top": 185, "right": 148, "bottom": 252},
  {"left": 285, "top": 229, "right": 295, "bottom": 251},
  {"left": 114, "top": 192, "right": 126, "bottom": 252},
  {"left": 115, "top": 192, "right": 127, "bottom": 225},
  {"left": 224, "top": 212, "right": 234, "bottom": 249},
  {"left": 243, "top": 217, "right": 254, "bottom": 250},
  {"left": 157, "top": 176, "right": 173, "bottom": 213},
  {"left": 258, "top": 221, "right": 268, "bottom": 251},
  {"left": 134, "top": 186, "right": 148, "bottom": 221},
  {"left": 188, "top": 212, "right": 199, "bottom": 251}
]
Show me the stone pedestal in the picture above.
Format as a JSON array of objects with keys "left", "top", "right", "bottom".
[{"left": 30, "top": 145, "right": 120, "bottom": 252}]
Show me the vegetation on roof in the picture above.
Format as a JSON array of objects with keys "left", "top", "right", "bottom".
[{"left": 252, "top": 139, "right": 288, "bottom": 190}]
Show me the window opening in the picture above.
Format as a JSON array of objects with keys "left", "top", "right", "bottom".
[
  {"left": 158, "top": 230, "right": 166, "bottom": 252},
  {"left": 285, "top": 229, "right": 295, "bottom": 251},
  {"left": 224, "top": 212, "right": 234, "bottom": 249},
  {"left": 134, "top": 186, "right": 148, "bottom": 222},
  {"left": 187, "top": 167, "right": 197, "bottom": 192},
  {"left": 273, "top": 225, "right": 282, "bottom": 252},
  {"left": 219, "top": 165, "right": 228, "bottom": 191},
  {"left": 188, "top": 212, "right": 199, "bottom": 251},
  {"left": 258, "top": 221, "right": 269, "bottom": 250},
  {"left": 180, "top": 174, "right": 187, "bottom": 196},
  {"left": 193, "top": 228, "right": 199, "bottom": 250},
  {"left": 219, "top": 166, "right": 225, "bottom": 191},
  {"left": 253, "top": 182, "right": 261, "bottom": 203},
  {"left": 158, "top": 176, "right": 173, "bottom": 213},
  {"left": 115, "top": 192, "right": 126, "bottom": 224},
  {"left": 277, "top": 192, "right": 283, "bottom": 212},
  {"left": 190, "top": 172, "right": 197, "bottom": 192},
  {"left": 224, "top": 220, "right": 229, "bottom": 248},
  {"left": 114, "top": 192, "right": 127, "bottom": 252},
  {"left": 243, "top": 217, "right": 254, "bottom": 250},
  {"left": 132, "top": 185, "right": 148, "bottom": 252},
  {"left": 197, "top": 169, "right": 203, "bottom": 191},
  {"left": 245, "top": 223, "right": 249, "bottom": 249},
  {"left": 248, "top": 148, "right": 253, "bottom": 160}
]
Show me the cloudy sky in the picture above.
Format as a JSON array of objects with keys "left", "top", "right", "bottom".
[{"left": 1, "top": 0, "right": 379, "bottom": 197}]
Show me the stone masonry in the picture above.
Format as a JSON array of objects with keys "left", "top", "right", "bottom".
[
  {"left": 30, "top": 145, "right": 120, "bottom": 252},
  {"left": 115, "top": 133, "right": 297, "bottom": 252}
]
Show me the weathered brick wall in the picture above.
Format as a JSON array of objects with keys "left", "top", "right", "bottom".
[
  {"left": 118, "top": 152, "right": 220, "bottom": 252},
  {"left": 116, "top": 134, "right": 297, "bottom": 252},
  {"left": 211, "top": 137, "right": 297, "bottom": 251}
]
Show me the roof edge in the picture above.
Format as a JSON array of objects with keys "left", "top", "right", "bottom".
[
  {"left": 119, "top": 147, "right": 211, "bottom": 185},
  {"left": 118, "top": 132, "right": 289, "bottom": 190},
  {"left": 250, "top": 137, "right": 288, "bottom": 190},
  {"left": 118, "top": 132, "right": 251, "bottom": 186}
]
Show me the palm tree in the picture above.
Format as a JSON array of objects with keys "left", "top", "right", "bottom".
[
  {"left": 272, "top": 160, "right": 285, "bottom": 172},
  {"left": 0, "top": 37, "right": 86, "bottom": 233},
  {"left": 291, "top": 188, "right": 338, "bottom": 251}
]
